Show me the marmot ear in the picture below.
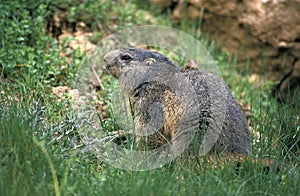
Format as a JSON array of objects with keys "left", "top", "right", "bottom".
[{"left": 145, "top": 58, "right": 156, "bottom": 66}]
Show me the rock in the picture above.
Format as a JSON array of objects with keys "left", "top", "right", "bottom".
[
  {"left": 151, "top": 0, "right": 300, "bottom": 101},
  {"left": 52, "top": 86, "right": 71, "bottom": 101}
]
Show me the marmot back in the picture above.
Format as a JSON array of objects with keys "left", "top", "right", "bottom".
[{"left": 104, "top": 48, "right": 251, "bottom": 155}]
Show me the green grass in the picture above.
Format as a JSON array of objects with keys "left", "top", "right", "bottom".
[
  {"left": 0, "top": 0, "right": 299, "bottom": 195},
  {"left": 0, "top": 100, "right": 298, "bottom": 195}
]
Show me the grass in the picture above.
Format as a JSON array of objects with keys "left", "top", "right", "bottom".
[{"left": 0, "top": 0, "right": 299, "bottom": 195}]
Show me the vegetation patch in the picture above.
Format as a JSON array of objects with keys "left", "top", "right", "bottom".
[{"left": 0, "top": 0, "right": 299, "bottom": 195}]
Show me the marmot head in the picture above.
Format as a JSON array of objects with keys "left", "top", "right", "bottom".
[{"left": 104, "top": 48, "right": 178, "bottom": 78}]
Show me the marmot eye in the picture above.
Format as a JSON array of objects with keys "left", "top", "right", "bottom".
[{"left": 120, "top": 54, "right": 133, "bottom": 61}]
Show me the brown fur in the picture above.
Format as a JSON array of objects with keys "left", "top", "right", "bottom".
[{"left": 104, "top": 48, "right": 251, "bottom": 155}]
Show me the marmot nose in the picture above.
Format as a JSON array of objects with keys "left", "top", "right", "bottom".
[{"left": 103, "top": 50, "right": 119, "bottom": 64}]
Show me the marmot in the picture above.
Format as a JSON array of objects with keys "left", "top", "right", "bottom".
[{"left": 103, "top": 48, "right": 251, "bottom": 156}]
